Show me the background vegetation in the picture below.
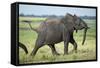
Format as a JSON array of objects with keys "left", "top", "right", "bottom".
[{"left": 19, "top": 17, "right": 96, "bottom": 64}]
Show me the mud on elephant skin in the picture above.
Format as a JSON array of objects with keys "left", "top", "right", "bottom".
[{"left": 22, "top": 13, "right": 89, "bottom": 56}]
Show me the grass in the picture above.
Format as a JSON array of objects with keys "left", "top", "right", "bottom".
[
  {"left": 19, "top": 17, "right": 96, "bottom": 64},
  {"left": 19, "top": 17, "right": 46, "bottom": 22}
]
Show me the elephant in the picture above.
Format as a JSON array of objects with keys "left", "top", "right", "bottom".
[
  {"left": 22, "top": 13, "right": 89, "bottom": 56},
  {"left": 19, "top": 42, "right": 28, "bottom": 54}
]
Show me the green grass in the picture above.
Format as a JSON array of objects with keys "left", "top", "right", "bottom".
[
  {"left": 19, "top": 17, "right": 96, "bottom": 64},
  {"left": 19, "top": 17, "right": 46, "bottom": 22}
]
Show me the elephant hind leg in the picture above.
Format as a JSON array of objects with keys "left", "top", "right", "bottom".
[
  {"left": 30, "top": 45, "right": 40, "bottom": 56},
  {"left": 30, "top": 41, "right": 44, "bottom": 57},
  {"left": 48, "top": 44, "right": 60, "bottom": 55},
  {"left": 30, "top": 42, "right": 44, "bottom": 56},
  {"left": 30, "top": 33, "right": 46, "bottom": 57}
]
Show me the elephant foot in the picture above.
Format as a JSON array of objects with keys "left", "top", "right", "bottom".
[
  {"left": 71, "top": 49, "right": 77, "bottom": 53},
  {"left": 72, "top": 49, "right": 77, "bottom": 53},
  {"left": 30, "top": 53, "right": 33, "bottom": 56},
  {"left": 75, "top": 50, "right": 77, "bottom": 53},
  {"left": 30, "top": 52, "right": 35, "bottom": 57},
  {"left": 64, "top": 52, "right": 68, "bottom": 55},
  {"left": 53, "top": 52, "right": 60, "bottom": 56}
]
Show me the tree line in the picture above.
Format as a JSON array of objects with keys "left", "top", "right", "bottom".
[{"left": 19, "top": 13, "right": 96, "bottom": 19}]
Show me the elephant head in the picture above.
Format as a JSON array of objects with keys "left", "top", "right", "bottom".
[
  {"left": 62, "top": 13, "right": 89, "bottom": 45},
  {"left": 73, "top": 14, "right": 89, "bottom": 45}
]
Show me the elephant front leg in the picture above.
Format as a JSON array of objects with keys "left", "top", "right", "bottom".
[
  {"left": 70, "top": 35, "right": 78, "bottom": 53},
  {"left": 63, "top": 31, "right": 70, "bottom": 55},
  {"left": 48, "top": 44, "right": 60, "bottom": 55},
  {"left": 64, "top": 41, "right": 69, "bottom": 55},
  {"left": 72, "top": 41, "right": 77, "bottom": 53}
]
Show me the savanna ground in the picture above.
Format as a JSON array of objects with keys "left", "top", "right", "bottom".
[{"left": 19, "top": 17, "right": 96, "bottom": 64}]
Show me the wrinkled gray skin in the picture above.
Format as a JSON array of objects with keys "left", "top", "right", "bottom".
[{"left": 23, "top": 13, "right": 89, "bottom": 56}]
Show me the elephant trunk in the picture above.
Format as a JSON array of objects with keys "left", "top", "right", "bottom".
[{"left": 82, "top": 28, "right": 87, "bottom": 45}]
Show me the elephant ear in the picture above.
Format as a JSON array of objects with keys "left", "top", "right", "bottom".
[
  {"left": 62, "top": 13, "right": 75, "bottom": 29},
  {"left": 74, "top": 14, "right": 77, "bottom": 20},
  {"left": 62, "top": 13, "right": 78, "bottom": 31},
  {"left": 64, "top": 13, "right": 75, "bottom": 24},
  {"left": 73, "top": 14, "right": 80, "bottom": 25},
  {"left": 73, "top": 14, "right": 79, "bottom": 33},
  {"left": 62, "top": 13, "right": 72, "bottom": 23}
]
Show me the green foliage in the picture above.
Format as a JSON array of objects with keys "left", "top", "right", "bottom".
[{"left": 19, "top": 17, "right": 96, "bottom": 64}]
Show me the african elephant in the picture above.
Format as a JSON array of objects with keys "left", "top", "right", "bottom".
[
  {"left": 22, "top": 13, "right": 89, "bottom": 56},
  {"left": 19, "top": 42, "right": 28, "bottom": 54}
]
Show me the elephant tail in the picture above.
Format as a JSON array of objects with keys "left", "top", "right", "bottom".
[
  {"left": 19, "top": 42, "right": 28, "bottom": 54},
  {"left": 21, "top": 20, "right": 39, "bottom": 33}
]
